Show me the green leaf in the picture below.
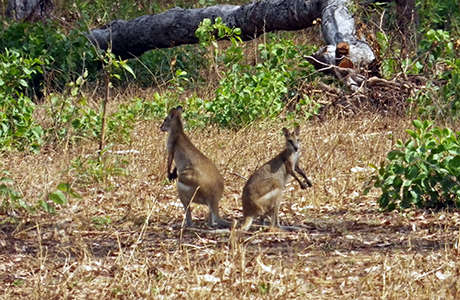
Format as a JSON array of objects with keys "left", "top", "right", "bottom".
[
  {"left": 57, "top": 183, "right": 70, "bottom": 192},
  {"left": 387, "top": 202, "right": 396, "bottom": 211},
  {"left": 0, "top": 177, "right": 14, "bottom": 184},
  {"left": 71, "top": 87, "right": 78, "bottom": 96},
  {"left": 378, "top": 193, "right": 389, "bottom": 208},
  {"left": 406, "top": 165, "right": 419, "bottom": 179},
  {"left": 384, "top": 175, "right": 396, "bottom": 185},
  {"left": 49, "top": 190, "right": 67, "bottom": 205},
  {"left": 448, "top": 156, "right": 460, "bottom": 170},
  {"left": 39, "top": 200, "right": 55, "bottom": 214},
  {"left": 121, "top": 64, "right": 136, "bottom": 78},
  {"left": 18, "top": 199, "right": 29, "bottom": 210},
  {"left": 387, "top": 150, "right": 403, "bottom": 160},
  {"left": 405, "top": 150, "right": 416, "bottom": 163},
  {"left": 402, "top": 179, "right": 413, "bottom": 187},
  {"left": 412, "top": 119, "right": 423, "bottom": 129},
  {"left": 18, "top": 79, "right": 28, "bottom": 87},
  {"left": 406, "top": 129, "right": 417, "bottom": 139}
]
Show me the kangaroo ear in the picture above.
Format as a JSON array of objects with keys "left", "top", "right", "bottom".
[
  {"left": 175, "top": 106, "right": 184, "bottom": 113},
  {"left": 282, "top": 127, "right": 290, "bottom": 137}
]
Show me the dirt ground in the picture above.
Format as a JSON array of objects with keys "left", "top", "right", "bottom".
[{"left": 1, "top": 115, "right": 460, "bottom": 299}]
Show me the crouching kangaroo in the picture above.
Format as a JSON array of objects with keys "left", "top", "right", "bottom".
[
  {"left": 241, "top": 126, "right": 312, "bottom": 231},
  {"left": 160, "top": 106, "right": 230, "bottom": 228}
]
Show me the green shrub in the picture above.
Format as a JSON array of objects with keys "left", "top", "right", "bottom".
[
  {"left": 417, "top": 0, "right": 460, "bottom": 32},
  {"left": 70, "top": 150, "right": 128, "bottom": 187},
  {"left": 108, "top": 96, "right": 167, "bottom": 142},
  {"left": 207, "top": 39, "right": 305, "bottom": 127},
  {"left": 73, "top": 0, "right": 162, "bottom": 25},
  {"left": 0, "top": 49, "right": 44, "bottom": 151},
  {"left": 0, "top": 21, "right": 97, "bottom": 91},
  {"left": 367, "top": 120, "right": 460, "bottom": 210},
  {"left": 125, "top": 46, "right": 207, "bottom": 88},
  {"left": 46, "top": 87, "right": 166, "bottom": 147},
  {"left": 410, "top": 29, "right": 459, "bottom": 119},
  {"left": 45, "top": 73, "right": 101, "bottom": 146},
  {"left": 194, "top": 18, "right": 320, "bottom": 128}
]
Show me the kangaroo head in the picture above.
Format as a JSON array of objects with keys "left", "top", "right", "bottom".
[
  {"left": 160, "top": 106, "right": 183, "bottom": 132},
  {"left": 282, "top": 125, "right": 300, "bottom": 153}
]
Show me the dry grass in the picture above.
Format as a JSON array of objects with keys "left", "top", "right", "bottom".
[{"left": 1, "top": 109, "right": 460, "bottom": 299}]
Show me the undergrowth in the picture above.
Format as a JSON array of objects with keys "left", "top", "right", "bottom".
[{"left": 0, "top": 1, "right": 460, "bottom": 298}]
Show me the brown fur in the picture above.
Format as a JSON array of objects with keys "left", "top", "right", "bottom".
[
  {"left": 241, "top": 126, "right": 312, "bottom": 231},
  {"left": 160, "top": 106, "right": 229, "bottom": 227}
]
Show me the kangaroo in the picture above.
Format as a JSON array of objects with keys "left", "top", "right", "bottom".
[
  {"left": 241, "top": 126, "right": 312, "bottom": 231},
  {"left": 160, "top": 106, "right": 230, "bottom": 228}
]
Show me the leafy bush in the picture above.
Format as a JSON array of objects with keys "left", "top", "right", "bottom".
[
  {"left": 73, "top": 0, "right": 162, "bottom": 25},
  {"left": 70, "top": 150, "right": 128, "bottom": 187},
  {"left": 0, "top": 49, "right": 44, "bottom": 151},
  {"left": 108, "top": 96, "right": 168, "bottom": 142},
  {"left": 187, "top": 18, "right": 320, "bottom": 128},
  {"left": 417, "top": 0, "right": 460, "bottom": 32},
  {"left": 195, "top": 18, "right": 304, "bottom": 127},
  {"left": 195, "top": 17, "right": 243, "bottom": 67},
  {"left": 0, "top": 21, "right": 97, "bottom": 91},
  {"left": 410, "top": 29, "right": 459, "bottom": 119},
  {"left": 45, "top": 73, "right": 101, "bottom": 146},
  {"left": 1, "top": 167, "right": 80, "bottom": 215},
  {"left": 367, "top": 120, "right": 460, "bottom": 210},
  {"left": 207, "top": 39, "right": 305, "bottom": 127},
  {"left": 46, "top": 58, "right": 161, "bottom": 147},
  {"left": 125, "top": 45, "right": 207, "bottom": 88},
  {"left": 46, "top": 88, "right": 167, "bottom": 146}
]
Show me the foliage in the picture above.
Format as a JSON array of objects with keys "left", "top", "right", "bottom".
[
  {"left": 125, "top": 45, "right": 207, "bottom": 88},
  {"left": 108, "top": 96, "right": 167, "bottom": 142},
  {"left": 46, "top": 71, "right": 98, "bottom": 145},
  {"left": 0, "top": 49, "right": 44, "bottom": 152},
  {"left": 46, "top": 91, "right": 164, "bottom": 146},
  {"left": 39, "top": 183, "right": 81, "bottom": 214},
  {"left": 73, "top": 0, "right": 162, "bottom": 25},
  {"left": 0, "top": 170, "right": 28, "bottom": 212},
  {"left": 209, "top": 38, "right": 312, "bottom": 127},
  {"left": 416, "top": 0, "right": 460, "bottom": 32},
  {"left": 286, "top": 94, "right": 321, "bottom": 121},
  {"left": 92, "top": 215, "right": 112, "bottom": 228},
  {"left": 410, "top": 29, "right": 459, "bottom": 119},
  {"left": 376, "top": 24, "right": 459, "bottom": 120},
  {"left": 0, "top": 168, "right": 79, "bottom": 215},
  {"left": 70, "top": 149, "right": 129, "bottom": 187},
  {"left": 0, "top": 21, "right": 97, "bottom": 90},
  {"left": 96, "top": 48, "right": 136, "bottom": 151},
  {"left": 0, "top": 18, "right": 203, "bottom": 96},
  {"left": 195, "top": 17, "right": 243, "bottom": 67},
  {"left": 46, "top": 68, "right": 160, "bottom": 147},
  {"left": 195, "top": 18, "right": 313, "bottom": 128},
  {"left": 99, "top": 49, "right": 136, "bottom": 82},
  {"left": 367, "top": 120, "right": 460, "bottom": 211}
]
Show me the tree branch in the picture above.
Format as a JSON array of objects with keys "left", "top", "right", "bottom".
[
  {"left": 88, "top": 0, "right": 322, "bottom": 58},
  {"left": 87, "top": 0, "right": 376, "bottom": 69}
]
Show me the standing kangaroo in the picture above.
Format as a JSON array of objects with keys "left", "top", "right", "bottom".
[
  {"left": 160, "top": 106, "right": 230, "bottom": 228},
  {"left": 241, "top": 126, "right": 312, "bottom": 231}
]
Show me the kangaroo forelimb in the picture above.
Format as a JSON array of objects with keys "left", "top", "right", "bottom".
[
  {"left": 295, "top": 164, "right": 312, "bottom": 187},
  {"left": 168, "top": 167, "right": 178, "bottom": 180}
]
